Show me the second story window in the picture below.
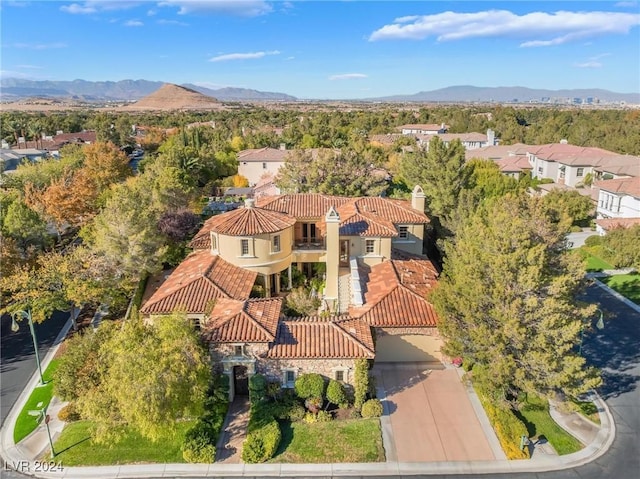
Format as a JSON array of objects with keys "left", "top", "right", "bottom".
[
  {"left": 262, "top": 162, "right": 267, "bottom": 169},
  {"left": 234, "top": 345, "right": 244, "bottom": 356},
  {"left": 241, "top": 239, "right": 249, "bottom": 256},
  {"left": 272, "top": 235, "right": 281, "bottom": 253},
  {"left": 577, "top": 167, "right": 584, "bottom": 177},
  {"left": 398, "top": 226, "right": 409, "bottom": 239},
  {"left": 365, "top": 239, "right": 375, "bottom": 254}
]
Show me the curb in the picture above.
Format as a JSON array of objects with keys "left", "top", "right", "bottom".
[{"left": 589, "top": 278, "right": 640, "bottom": 314}]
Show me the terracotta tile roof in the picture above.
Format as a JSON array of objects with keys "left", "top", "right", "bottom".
[
  {"left": 353, "top": 197, "right": 430, "bottom": 225},
  {"left": 527, "top": 143, "right": 620, "bottom": 166},
  {"left": 397, "top": 123, "right": 448, "bottom": 131},
  {"left": 596, "top": 217, "right": 640, "bottom": 231},
  {"left": 439, "top": 132, "right": 488, "bottom": 143},
  {"left": 593, "top": 156, "right": 640, "bottom": 177},
  {"left": 190, "top": 201, "right": 295, "bottom": 243},
  {"left": 352, "top": 259, "right": 439, "bottom": 328},
  {"left": 266, "top": 316, "right": 375, "bottom": 359},
  {"left": 465, "top": 143, "right": 531, "bottom": 160},
  {"left": 203, "top": 298, "right": 282, "bottom": 343},
  {"left": 140, "top": 250, "right": 256, "bottom": 314},
  {"left": 595, "top": 177, "right": 640, "bottom": 197},
  {"left": 495, "top": 156, "right": 533, "bottom": 172},
  {"left": 256, "top": 193, "right": 352, "bottom": 219},
  {"left": 237, "top": 147, "right": 289, "bottom": 162}
]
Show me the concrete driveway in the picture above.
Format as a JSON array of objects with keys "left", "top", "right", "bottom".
[{"left": 373, "top": 363, "right": 497, "bottom": 462}]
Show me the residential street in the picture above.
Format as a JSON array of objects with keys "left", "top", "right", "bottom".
[{"left": 0, "top": 311, "right": 68, "bottom": 427}]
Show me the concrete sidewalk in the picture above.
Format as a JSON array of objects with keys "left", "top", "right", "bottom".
[{"left": 0, "top": 314, "right": 616, "bottom": 478}]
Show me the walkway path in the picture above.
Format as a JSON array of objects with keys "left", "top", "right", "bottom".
[{"left": 214, "top": 397, "right": 249, "bottom": 463}]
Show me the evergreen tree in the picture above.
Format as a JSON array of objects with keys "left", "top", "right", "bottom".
[{"left": 431, "top": 194, "right": 601, "bottom": 399}]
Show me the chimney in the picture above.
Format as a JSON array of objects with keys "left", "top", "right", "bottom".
[
  {"left": 560, "top": 139, "right": 568, "bottom": 144},
  {"left": 411, "top": 185, "right": 425, "bottom": 212},
  {"left": 245, "top": 198, "right": 255, "bottom": 208},
  {"left": 323, "top": 206, "right": 340, "bottom": 311},
  {"left": 486, "top": 128, "right": 495, "bottom": 146},
  {"left": 279, "top": 143, "right": 286, "bottom": 151}
]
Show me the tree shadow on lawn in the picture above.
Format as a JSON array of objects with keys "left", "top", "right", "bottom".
[{"left": 272, "top": 420, "right": 294, "bottom": 459}]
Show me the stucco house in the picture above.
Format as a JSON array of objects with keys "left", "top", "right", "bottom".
[
  {"left": 141, "top": 186, "right": 442, "bottom": 399},
  {"left": 594, "top": 176, "right": 640, "bottom": 235},
  {"left": 237, "top": 146, "right": 289, "bottom": 187}
]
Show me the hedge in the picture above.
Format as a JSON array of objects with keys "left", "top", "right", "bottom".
[
  {"left": 478, "top": 394, "right": 528, "bottom": 459},
  {"left": 361, "top": 399, "right": 383, "bottom": 418},
  {"left": 241, "top": 403, "right": 282, "bottom": 463}
]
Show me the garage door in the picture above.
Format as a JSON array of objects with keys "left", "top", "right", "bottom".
[{"left": 375, "top": 334, "right": 443, "bottom": 363}]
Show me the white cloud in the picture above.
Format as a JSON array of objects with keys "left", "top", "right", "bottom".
[
  {"left": 573, "top": 61, "right": 602, "bottom": 68},
  {"left": 61, "top": 1, "right": 141, "bottom": 14},
  {"left": 369, "top": 10, "right": 640, "bottom": 48},
  {"left": 158, "top": 1, "right": 272, "bottom": 17},
  {"left": 209, "top": 50, "right": 280, "bottom": 62},
  {"left": 13, "top": 42, "right": 67, "bottom": 49},
  {"left": 285, "top": 56, "right": 295, "bottom": 60},
  {"left": 329, "top": 73, "right": 368, "bottom": 81},
  {"left": 615, "top": 1, "right": 637, "bottom": 7},
  {"left": 0, "top": 69, "right": 36, "bottom": 79},
  {"left": 157, "top": 19, "right": 188, "bottom": 26},
  {"left": 16, "top": 64, "right": 43, "bottom": 69},
  {"left": 124, "top": 20, "right": 143, "bottom": 26}
]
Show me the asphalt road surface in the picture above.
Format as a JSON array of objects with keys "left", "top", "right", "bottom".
[
  {"left": 1, "top": 311, "right": 68, "bottom": 428},
  {"left": 2, "top": 282, "right": 638, "bottom": 478}
]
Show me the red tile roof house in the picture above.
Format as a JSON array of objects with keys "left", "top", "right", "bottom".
[
  {"left": 594, "top": 176, "right": 640, "bottom": 235},
  {"left": 141, "top": 187, "right": 443, "bottom": 400}
]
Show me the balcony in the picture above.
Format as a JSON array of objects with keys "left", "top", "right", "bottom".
[{"left": 293, "top": 238, "right": 325, "bottom": 250}]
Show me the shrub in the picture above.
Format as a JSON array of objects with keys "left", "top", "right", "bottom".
[
  {"left": 353, "top": 359, "right": 369, "bottom": 411},
  {"left": 584, "top": 235, "right": 603, "bottom": 247},
  {"left": 242, "top": 409, "right": 281, "bottom": 463},
  {"left": 326, "top": 379, "right": 347, "bottom": 407},
  {"left": 288, "top": 403, "right": 306, "bottom": 422},
  {"left": 361, "top": 399, "right": 383, "bottom": 418},
  {"left": 482, "top": 399, "right": 529, "bottom": 459},
  {"left": 284, "top": 287, "right": 321, "bottom": 316},
  {"left": 182, "top": 422, "right": 217, "bottom": 463},
  {"left": 316, "top": 410, "right": 332, "bottom": 422},
  {"left": 295, "top": 373, "right": 325, "bottom": 400},
  {"left": 249, "top": 374, "right": 267, "bottom": 404},
  {"left": 242, "top": 402, "right": 282, "bottom": 463},
  {"left": 57, "top": 403, "right": 80, "bottom": 422},
  {"left": 303, "top": 412, "right": 318, "bottom": 424}
]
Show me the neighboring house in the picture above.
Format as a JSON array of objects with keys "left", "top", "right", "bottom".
[
  {"left": 12, "top": 130, "right": 96, "bottom": 157},
  {"left": 398, "top": 123, "right": 448, "bottom": 135},
  {"left": 595, "top": 217, "right": 640, "bottom": 235},
  {"left": 0, "top": 148, "right": 48, "bottom": 173},
  {"left": 418, "top": 129, "right": 497, "bottom": 151},
  {"left": 237, "top": 146, "right": 289, "bottom": 187},
  {"left": 594, "top": 177, "right": 640, "bottom": 235},
  {"left": 493, "top": 156, "right": 533, "bottom": 178},
  {"left": 141, "top": 187, "right": 441, "bottom": 400},
  {"left": 527, "top": 142, "right": 623, "bottom": 187}
]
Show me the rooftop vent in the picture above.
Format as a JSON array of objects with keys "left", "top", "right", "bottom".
[{"left": 245, "top": 198, "right": 256, "bottom": 208}]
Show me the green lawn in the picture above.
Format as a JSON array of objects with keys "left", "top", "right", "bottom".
[
  {"left": 13, "top": 359, "right": 60, "bottom": 443},
  {"left": 584, "top": 254, "right": 614, "bottom": 272},
  {"left": 518, "top": 395, "right": 583, "bottom": 456},
  {"left": 600, "top": 273, "right": 640, "bottom": 305},
  {"left": 52, "top": 420, "right": 195, "bottom": 466},
  {"left": 270, "top": 418, "right": 385, "bottom": 463}
]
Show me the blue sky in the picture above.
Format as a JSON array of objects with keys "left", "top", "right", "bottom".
[{"left": 1, "top": 1, "right": 639, "bottom": 99}]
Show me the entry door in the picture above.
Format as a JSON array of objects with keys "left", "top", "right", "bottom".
[
  {"left": 340, "top": 240, "right": 349, "bottom": 267},
  {"left": 233, "top": 366, "right": 249, "bottom": 396}
]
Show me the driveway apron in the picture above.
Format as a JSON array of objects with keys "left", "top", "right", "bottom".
[{"left": 374, "top": 363, "right": 496, "bottom": 462}]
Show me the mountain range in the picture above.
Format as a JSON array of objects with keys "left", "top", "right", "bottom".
[{"left": 1, "top": 78, "right": 638, "bottom": 104}]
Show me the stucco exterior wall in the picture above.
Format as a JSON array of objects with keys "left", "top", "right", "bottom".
[
  {"left": 216, "top": 226, "right": 294, "bottom": 275},
  {"left": 238, "top": 160, "right": 285, "bottom": 187},
  {"left": 391, "top": 224, "right": 424, "bottom": 256}
]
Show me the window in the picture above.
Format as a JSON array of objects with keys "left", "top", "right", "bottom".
[
  {"left": 335, "top": 370, "right": 345, "bottom": 382},
  {"left": 365, "top": 239, "right": 375, "bottom": 254},
  {"left": 283, "top": 369, "right": 296, "bottom": 388},
  {"left": 262, "top": 162, "right": 267, "bottom": 169},
  {"left": 538, "top": 167, "right": 543, "bottom": 175},
  {"left": 272, "top": 235, "right": 281, "bottom": 253},
  {"left": 234, "top": 345, "right": 243, "bottom": 356},
  {"left": 240, "top": 239, "right": 249, "bottom": 256},
  {"left": 398, "top": 226, "right": 409, "bottom": 239},
  {"left": 577, "top": 167, "right": 584, "bottom": 177}
]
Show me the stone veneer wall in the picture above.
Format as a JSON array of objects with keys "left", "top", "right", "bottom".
[
  {"left": 261, "top": 358, "right": 358, "bottom": 388},
  {"left": 209, "top": 342, "right": 269, "bottom": 373}
]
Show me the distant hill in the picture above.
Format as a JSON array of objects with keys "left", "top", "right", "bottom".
[
  {"left": 122, "top": 84, "right": 222, "bottom": 111},
  {"left": 0, "top": 78, "right": 297, "bottom": 102},
  {"left": 370, "top": 85, "right": 640, "bottom": 104}
]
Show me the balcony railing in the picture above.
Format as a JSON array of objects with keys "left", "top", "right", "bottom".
[{"left": 294, "top": 238, "right": 325, "bottom": 250}]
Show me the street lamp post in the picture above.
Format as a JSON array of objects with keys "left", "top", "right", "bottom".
[
  {"left": 11, "top": 309, "right": 45, "bottom": 386},
  {"left": 579, "top": 308, "right": 604, "bottom": 356}
]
